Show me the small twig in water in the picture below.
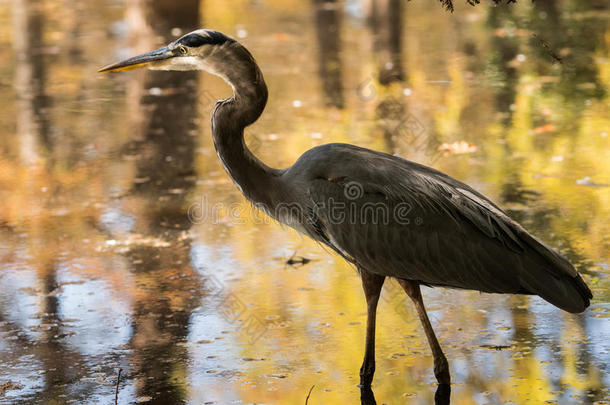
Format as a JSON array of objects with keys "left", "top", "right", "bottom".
[
  {"left": 305, "top": 384, "right": 315, "bottom": 405},
  {"left": 115, "top": 368, "right": 122, "bottom": 405},
  {"left": 286, "top": 251, "right": 311, "bottom": 267},
  {"left": 532, "top": 34, "right": 563, "bottom": 64}
]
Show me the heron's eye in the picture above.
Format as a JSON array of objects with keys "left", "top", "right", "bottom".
[{"left": 178, "top": 45, "right": 188, "bottom": 55}]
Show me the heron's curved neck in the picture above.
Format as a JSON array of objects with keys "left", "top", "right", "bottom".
[{"left": 210, "top": 42, "right": 280, "bottom": 206}]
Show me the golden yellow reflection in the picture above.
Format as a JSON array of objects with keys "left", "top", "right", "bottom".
[{"left": 0, "top": 0, "right": 607, "bottom": 404}]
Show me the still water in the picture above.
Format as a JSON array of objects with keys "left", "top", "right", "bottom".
[{"left": 0, "top": 0, "right": 608, "bottom": 403}]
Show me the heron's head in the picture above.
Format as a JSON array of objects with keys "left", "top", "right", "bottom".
[
  {"left": 99, "top": 29, "right": 236, "bottom": 75},
  {"left": 100, "top": 28, "right": 267, "bottom": 123}
]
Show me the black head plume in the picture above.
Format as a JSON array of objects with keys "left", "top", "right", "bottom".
[{"left": 177, "top": 30, "right": 234, "bottom": 48}]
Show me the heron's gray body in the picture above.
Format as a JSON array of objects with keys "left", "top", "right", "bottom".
[{"left": 280, "top": 143, "right": 590, "bottom": 313}]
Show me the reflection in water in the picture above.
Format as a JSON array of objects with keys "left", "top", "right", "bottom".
[
  {"left": 485, "top": 3, "right": 518, "bottom": 125},
  {"left": 0, "top": 0, "right": 608, "bottom": 403},
  {"left": 12, "top": 0, "right": 51, "bottom": 163},
  {"left": 368, "top": 0, "right": 404, "bottom": 85},
  {"left": 9, "top": 1, "right": 87, "bottom": 402},
  {"left": 314, "top": 0, "right": 344, "bottom": 108},
  {"left": 123, "top": 0, "right": 201, "bottom": 403},
  {"left": 362, "top": 384, "right": 450, "bottom": 405},
  {"left": 367, "top": 0, "right": 408, "bottom": 155},
  {"left": 365, "top": 0, "right": 443, "bottom": 164},
  {"left": 530, "top": 0, "right": 606, "bottom": 104}
]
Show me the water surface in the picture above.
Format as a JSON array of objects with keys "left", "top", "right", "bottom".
[{"left": 0, "top": 0, "right": 608, "bottom": 403}]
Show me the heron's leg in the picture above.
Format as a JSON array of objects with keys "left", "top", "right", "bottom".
[
  {"left": 397, "top": 279, "right": 451, "bottom": 385},
  {"left": 359, "top": 268, "right": 385, "bottom": 387}
]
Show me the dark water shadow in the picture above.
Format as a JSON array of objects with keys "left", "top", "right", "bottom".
[
  {"left": 314, "top": 0, "right": 344, "bottom": 108},
  {"left": 360, "top": 384, "right": 451, "bottom": 404},
  {"left": 368, "top": 0, "right": 404, "bottom": 85},
  {"left": 119, "top": 1, "right": 201, "bottom": 403}
]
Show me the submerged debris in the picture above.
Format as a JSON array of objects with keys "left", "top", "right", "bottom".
[
  {"left": 439, "top": 141, "right": 478, "bottom": 156},
  {"left": 479, "top": 344, "right": 513, "bottom": 351},
  {"left": 0, "top": 381, "right": 23, "bottom": 396},
  {"left": 266, "top": 374, "right": 288, "bottom": 379},
  {"left": 286, "top": 252, "right": 311, "bottom": 267},
  {"left": 440, "top": 0, "right": 518, "bottom": 12},
  {"left": 576, "top": 177, "right": 609, "bottom": 187},
  {"left": 532, "top": 34, "right": 563, "bottom": 64}
]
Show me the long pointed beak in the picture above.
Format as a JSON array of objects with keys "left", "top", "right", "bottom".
[{"left": 99, "top": 46, "right": 174, "bottom": 73}]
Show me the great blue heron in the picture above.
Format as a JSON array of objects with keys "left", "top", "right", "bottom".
[{"left": 100, "top": 29, "right": 592, "bottom": 391}]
